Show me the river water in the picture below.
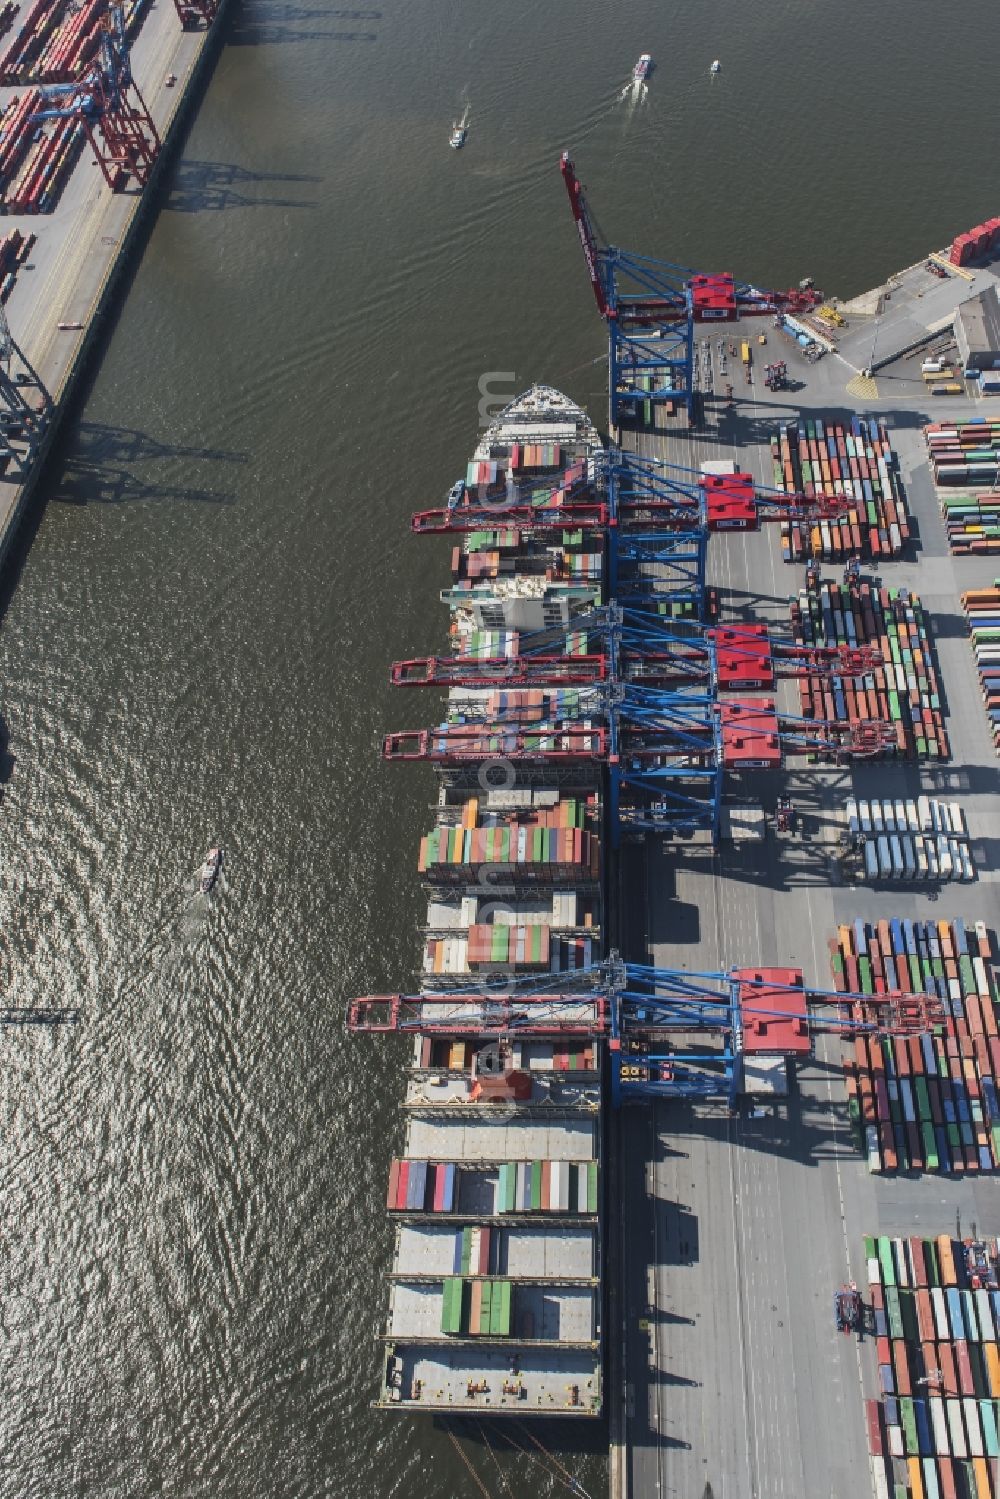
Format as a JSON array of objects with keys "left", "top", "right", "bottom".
[{"left": 0, "top": 1, "right": 995, "bottom": 1495}]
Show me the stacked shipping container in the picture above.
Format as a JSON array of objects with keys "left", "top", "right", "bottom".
[
  {"left": 832, "top": 920, "right": 999, "bottom": 1174},
  {"left": 417, "top": 794, "right": 600, "bottom": 882},
  {"left": 0, "top": 0, "right": 147, "bottom": 82},
  {"left": 844, "top": 798, "right": 973, "bottom": 884},
  {"left": 791, "top": 579, "right": 947, "bottom": 758},
  {"left": 962, "top": 589, "right": 1000, "bottom": 754},
  {"left": 385, "top": 1159, "right": 599, "bottom": 1217},
  {"left": 950, "top": 218, "right": 1000, "bottom": 267},
  {"left": 771, "top": 418, "right": 911, "bottom": 562},
  {"left": 865, "top": 1233, "right": 1000, "bottom": 1499},
  {"left": 925, "top": 421, "right": 1000, "bottom": 489},
  {"left": 940, "top": 497, "right": 1000, "bottom": 557}
]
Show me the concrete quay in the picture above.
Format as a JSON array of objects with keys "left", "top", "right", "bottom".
[
  {"left": 608, "top": 308, "right": 1000, "bottom": 1499},
  {"left": 0, "top": 0, "right": 226, "bottom": 569}
]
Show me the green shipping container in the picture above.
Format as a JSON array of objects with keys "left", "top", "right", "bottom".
[
  {"left": 587, "top": 1161, "right": 598, "bottom": 1214},
  {"left": 878, "top": 1236, "right": 897, "bottom": 1288},
  {"left": 530, "top": 1161, "right": 542, "bottom": 1211}
]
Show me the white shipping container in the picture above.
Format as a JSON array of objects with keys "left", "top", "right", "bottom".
[
  {"left": 873, "top": 801, "right": 885, "bottom": 834},
  {"left": 950, "top": 802, "right": 967, "bottom": 837},
  {"left": 947, "top": 1399, "right": 968, "bottom": 1459},
  {"left": 887, "top": 1425, "right": 904, "bottom": 1459},
  {"left": 915, "top": 837, "right": 929, "bottom": 880},
  {"left": 860, "top": 800, "right": 873, "bottom": 835},
  {"left": 939, "top": 803, "right": 953, "bottom": 834},
  {"left": 937, "top": 836, "right": 953, "bottom": 879},
  {"left": 902, "top": 838, "right": 916, "bottom": 881},
  {"left": 847, "top": 798, "right": 859, "bottom": 835},
  {"left": 964, "top": 1396, "right": 984, "bottom": 1458},
  {"left": 894, "top": 800, "right": 907, "bottom": 831},
  {"left": 918, "top": 795, "right": 932, "bottom": 831},
  {"left": 866, "top": 1124, "right": 881, "bottom": 1173},
  {"left": 890, "top": 835, "right": 904, "bottom": 878},
  {"left": 975, "top": 1285, "right": 996, "bottom": 1339},
  {"left": 930, "top": 1396, "right": 950, "bottom": 1456},
  {"left": 931, "top": 1287, "right": 950, "bottom": 1340},
  {"left": 927, "top": 839, "right": 939, "bottom": 880},
  {"left": 865, "top": 841, "right": 879, "bottom": 881},
  {"left": 961, "top": 844, "right": 975, "bottom": 882},
  {"left": 877, "top": 837, "right": 891, "bottom": 878}
]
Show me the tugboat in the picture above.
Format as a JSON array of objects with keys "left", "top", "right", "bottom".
[
  {"left": 449, "top": 124, "right": 467, "bottom": 150},
  {"left": 633, "top": 53, "right": 652, "bottom": 81},
  {"left": 200, "top": 847, "right": 224, "bottom": 894}
]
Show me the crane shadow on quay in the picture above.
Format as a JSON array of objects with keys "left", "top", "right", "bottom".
[{"left": 165, "top": 159, "right": 321, "bottom": 214}]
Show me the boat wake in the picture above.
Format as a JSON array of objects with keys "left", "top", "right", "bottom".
[{"left": 619, "top": 78, "right": 647, "bottom": 115}]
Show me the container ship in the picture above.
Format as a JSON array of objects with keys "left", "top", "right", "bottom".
[{"left": 352, "top": 387, "right": 607, "bottom": 1417}]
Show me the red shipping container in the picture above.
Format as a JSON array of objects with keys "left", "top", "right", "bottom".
[{"left": 387, "top": 1160, "right": 400, "bottom": 1210}]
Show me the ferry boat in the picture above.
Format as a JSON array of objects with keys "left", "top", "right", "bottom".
[
  {"left": 200, "top": 847, "right": 224, "bottom": 893},
  {"left": 633, "top": 53, "right": 651, "bottom": 81},
  {"left": 449, "top": 125, "right": 467, "bottom": 150}
]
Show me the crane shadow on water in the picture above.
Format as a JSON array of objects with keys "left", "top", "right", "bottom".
[
  {"left": 51, "top": 419, "right": 243, "bottom": 508},
  {"left": 225, "top": 0, "right": 379, "bottom": 46},
  {"left": 165, "top": 158, "right": 321, "bottom": 213}
]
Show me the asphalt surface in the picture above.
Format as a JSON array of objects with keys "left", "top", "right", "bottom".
[{"left": 614, "top": 319, "right": 1000, "bottom": 1499}]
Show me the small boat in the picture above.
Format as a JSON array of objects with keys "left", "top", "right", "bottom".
[
  {"left": 710, "top": 59, "right": 721, "bottom": 74},
  {"left": 633, "top": 53, "right": 652, "bottom": 81},
  {"left": 200, "top": 847, "right": 224, "bottom": 893},
  {"left": 449, "top": 125, "right": 467, "bottom": 150}
]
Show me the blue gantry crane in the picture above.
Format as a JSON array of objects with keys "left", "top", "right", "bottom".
[
  {"left": 33, "top": 2, "right": 159, "bottom": 190},
  {"left": 559, "top": 151, "right": 824, "bottom": 425},
  {"left": 347, "top": 955, "right": 944, "bottom": 1107}
]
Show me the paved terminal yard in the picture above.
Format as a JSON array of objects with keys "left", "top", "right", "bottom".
[
  {"left": 0, "top": 1, "right": 218, "bottom": 563},
  {"left": 614, "top": 305, "right": 1000, "bottom": 1499}
]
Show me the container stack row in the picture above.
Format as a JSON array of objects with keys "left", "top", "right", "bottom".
[
  {"left": 865, "top": 1232, "right": 1000, "bottom": 1499},
  {"left": 385, "top": 1159, "right": 599, "bottom": 1217},
  {"left": 417, "top": 793, "right": 600, "bottom": 883},
  {"left": 771, "top": 417, "right": 911, "bottom": 562},
  {"left": 0, "top": 225, "right": 33, "bottom": 301},
  {"left": 950, "top": 218, "right": 1000, "bottom": 266},
  {"left": 0, "top": 0, "right": 147, "bottom": 82},
  {"left": 844, "top": 798, "right": 974, "bottom": 884},
  {"left": 962, "top": 589, "right": 1000, "bottom": 754},
  {"left": 440, "top": 1278, "right": 512, "bottom": 1337},
  {"left": 423, "top": 927, "right": 597, "bottom": 978},
  {"left": 1, "top": 111, "right": 81, "bottom": 213},
  {"left": 831, "top": 919, "right": 999, "bottom": 1174},
  {"left": 925, "top": 422, "right": 1000, "bottom": 489},
  {"left": 939, "top": 496, "right": 1000, "bottom": 556},
  {"left": 416, "top": 1036, "right": 596, "bottom": 1072},
  {"left": 791, "top": 579, "right": 947, "bottom": 759}
]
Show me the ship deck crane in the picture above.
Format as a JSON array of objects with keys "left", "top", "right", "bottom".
[
  {"left": 33, "top": 1, "right": 159, "bottom": 190},
  {"left": 559, "top": 151, "right": 822, "bottom": 424},
  {"left": 348, "top": 955, "right": 944, "bottom": 1106}
]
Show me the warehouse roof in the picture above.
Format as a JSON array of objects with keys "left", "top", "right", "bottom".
[{"left": 955, "top": 284, "right": 1000, "bottom": 353}]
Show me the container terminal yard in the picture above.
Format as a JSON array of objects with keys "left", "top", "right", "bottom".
[
  {"left": 0, "top": 0, "right": 225, "bottom": 569},
  {"left": 348, "top": 150, "right": 1000, "bottom": 1499}
]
